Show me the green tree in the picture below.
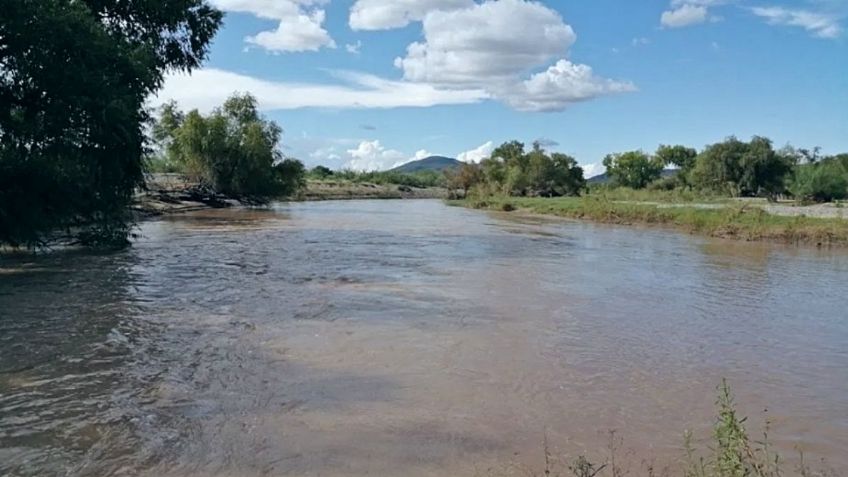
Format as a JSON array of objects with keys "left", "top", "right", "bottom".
[
  {"left": 655, "top": 144, "right": 698, "bottom": 186},
  {"left": 0, "top": 0, "right": 222, "bottom": 247},
  {"left": 602, "top": 151, "right": 664, "bottom": 189},
  {"left": 549, "top": 153, "right": 586, "bottom": 196},
  {"left": 474, "top": 141, "right": 584, "bottom": 197},
  {"left": 309, "top": 165, "right": 334, "bottom": 179},
  {"left": 789, "top": 158, "right": 848, "bottom": 202},
  {"left": 691, "top": 136, "right": 795, "bottom": 198},
  {"left": 154, "top": 93, "right": 304, "bottom": 199}
]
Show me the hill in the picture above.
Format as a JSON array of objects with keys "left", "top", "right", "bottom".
[{"left": 391, "top": 156, "right": 462, "bottom": 173}]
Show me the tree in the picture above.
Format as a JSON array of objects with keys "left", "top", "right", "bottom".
[
  {"left": 309, "top": 165, "right": 334, "bottom": 179},
  {"left": 602, "top": 151, "right": 664, "bottom": 189},
  {"left": 474, "top": 141, "right": 585, "bottom": 197},
  {"left": 446, "top": 163, "right": 483, "bottom": 197},
  {"left": 690, "top": 136, "right": 795, "bottom": 198},
  {"left": 153, "top": 93, "right": 305, "bottom": 199},
  {"left": 0, "top": 0, "right": 222, "bottom": 247},
  {"left": 655, "top": 144, "right": 697, "bottom": 186}
]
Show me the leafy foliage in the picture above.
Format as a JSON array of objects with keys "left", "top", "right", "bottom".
[
  {"left": 603, "top": 151, "right": 664, "bottom": 189},
  {"left": 468, "top": 141, "right": 586, "bottom": 197},
  {"left": 0, "top": 0, "right": 222, "bottom": 247},
  {"left": 690, "top": 137, "right": 795, "bottom": 199},
  {"left": 151, "top": 93, "right": 305, "bottom": 200},
  {"left": 788, "top": 158, "right": 848, "bottom": 203}
]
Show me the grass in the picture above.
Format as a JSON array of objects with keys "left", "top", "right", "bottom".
[
  {"left": 490, "top": 380, "right": 838, "bottom": 477},
  {"left": 451, "top": 196, "right": 848, "bottom": 246},
  {"left": 586, "top": 186, "right": 729, "bottom": 204}
]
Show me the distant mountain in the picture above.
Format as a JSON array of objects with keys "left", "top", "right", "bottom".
[
  {"left": 391, "top": 156, "right": 462, "bottom": 173},
  {"left": 587, "top": 169, "right": 678, "bottom": 185}
]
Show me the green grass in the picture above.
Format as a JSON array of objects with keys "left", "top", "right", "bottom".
[
  {"left": 586, "top": 186, "right": 729, "bottom": 204},
  {"left": 451, "top": 196, "right": 848, "bottom": 246}
]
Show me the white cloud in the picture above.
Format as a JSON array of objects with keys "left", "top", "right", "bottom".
[
  {"left": 393, "top": 0, "right": 632, "bottom": 112},
  {"left": 661, "top": 4, "right": 709, "bottom": 28},
  {"left": 395, "top": 0, "right": 576, "bottom": 86},
  {"left": 412, "top": 149, "right": 434, "bottom": 161},
  {"left": 211, "top": 0, "right": 335, "bottom": 52},
  {"left": 582, "top": 163, "right": 606, "bottom": 179},
  {"left": 457, "top": 141, "right": 494, "bottom": 164},
  {"left": 343, "top": 142, "right": 441, "bottom": 171},
  {"left": 349, "top": 0, "right": 473, "bottom": 30},
  {"left": 660, "top": 0, "right": 734, "bottom": 29},
  {"left": 157, "top": 0, "right": 634, "bottom": 114},
  {"left": 345, "top": 140, "right": 407, "bottom": 171},
  {"left": 751, "top": 6, "right": 842, "bottom": 39},
  {"left": 500, "top": 60, "right": 637, "bottom": 112},
  {"left": 153, "top": 68, "right": 488, "bottom": 112}
]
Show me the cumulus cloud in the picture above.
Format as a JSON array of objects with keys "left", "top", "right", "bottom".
[
  {"left": 161, "top": 0, "right": 633, "bottom": 113},
  {"left": 211, "top": 0, "right": 335, "bottom": 52},
  {"left": 751, "top": 6, "right": 842, "bottom": 38},
  {"left": 500, "top": 60, "right": 636, "bottom": 112},
  {"left": 395, "top": 0, "right": 575, "bottom": 86},
  {"left": 393, "top": 0, "right": 632, "bottom": 112},
  {"left": 345, "top": 140, "right": 408, "bottom": 171},
  {"left": 349, "top": 0, "right": 473, "bottom": 30},
  {"left": 457, "top": 141, "right": 495, "bottom": 164},
  {"left": 153, "top": 68, "right": 488, "bottom": 112}
]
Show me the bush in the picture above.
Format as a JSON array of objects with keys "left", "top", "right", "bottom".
[{"left": 789, "top": 159, "right": 848, "bottom": 203}]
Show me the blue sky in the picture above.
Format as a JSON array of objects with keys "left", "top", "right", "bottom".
[{"left": 155, "top": 0, "right": 848, "bottom": 175}]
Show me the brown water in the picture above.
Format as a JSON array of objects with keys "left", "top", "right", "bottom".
[{"left": 1, "top": 200, "right": 847, "bottom": 477}]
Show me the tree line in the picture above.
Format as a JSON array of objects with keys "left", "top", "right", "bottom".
[{"left": 450, "top": 137, "right": 848, "bottom": 203}]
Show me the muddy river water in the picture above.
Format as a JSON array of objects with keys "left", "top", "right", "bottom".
[{"left": 1, "top": 200, "right": 847, "bottom": 476}]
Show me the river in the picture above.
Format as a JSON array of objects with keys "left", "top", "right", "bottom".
[{"left": 1, "top": 200, "right": 847, "bottom": 476}]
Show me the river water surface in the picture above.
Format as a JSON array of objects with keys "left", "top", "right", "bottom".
[{"left": 1, "top": 200, "right": 847, "bottom": 476}]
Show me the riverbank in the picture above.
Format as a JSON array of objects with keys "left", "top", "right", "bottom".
[
  {"left": 453, "top": 196, "right": 848, "bottom": 246},
  {"left": 300, "top": 179, "right": 448, "bottom": 201},
  {"left": 134, "top": 174, "right": 448, "bottom": 217}
]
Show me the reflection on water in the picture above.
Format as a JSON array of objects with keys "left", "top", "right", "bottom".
[{"left": 1, "top": 200, "right": 847, "bottom": 476}]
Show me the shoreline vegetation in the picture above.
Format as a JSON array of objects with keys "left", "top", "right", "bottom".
[
  {"left": 441, "top": 139, "right": 848, "bottom": 247},
  {"left": 452, "top": 195, "right": 848, "bottom": 246}
]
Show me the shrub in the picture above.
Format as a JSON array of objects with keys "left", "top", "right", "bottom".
[{"left": 788, "top": 159, "right": 848, "bottom": 203}]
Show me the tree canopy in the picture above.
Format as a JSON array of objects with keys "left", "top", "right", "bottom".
[
  {"left": 151, "top": 93, "right": 305, "bottom": 199},
  {"left": 457, "top": 141, "right": 585, "bottom": 197},
  {"left": 602, "top": 151, "right": 664, "bottom": 189},
  {"left": 0, "top": 0, "right": 222, "bottom": 247},
  {"left": 689, "top": 136, "right": 795, "bottom": 198}
]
